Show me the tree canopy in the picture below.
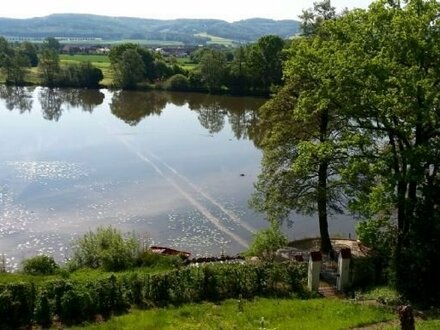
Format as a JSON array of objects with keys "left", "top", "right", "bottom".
[{"left": 254, "top": 0, "right": 440, "bottom": 303}]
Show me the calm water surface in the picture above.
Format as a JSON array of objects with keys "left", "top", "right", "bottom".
[{"left": 0, "top": 87, "right": 356, "bottom": 270}]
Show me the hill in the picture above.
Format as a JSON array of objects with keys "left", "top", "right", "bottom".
[{"left": 0, "top": 14, "right": 300, "bottom": 45}]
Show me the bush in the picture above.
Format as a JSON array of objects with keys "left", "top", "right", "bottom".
[
  {"left": 245, "top": 224, "right": 288, "bottom": 261},
  {"left": 22, "top": 255, "right": 59, "bottom": 275},
  {"left": 136, "top": 251, "right": 183, "bottom": 269},
  {"left": 0, "top": 262, "right": 307, "bottom": 328},
  {"left": 56, "top": 62, "right": 103, "bottom": 88},
  {"left": 165, "top": 74, "right": 190, "bottom": 91},
  {"left": 0, "top": 282, "right": 35, "bottom": 328},
  {"left": 68, "top": 226, "right": 140, "bottom": 271}
]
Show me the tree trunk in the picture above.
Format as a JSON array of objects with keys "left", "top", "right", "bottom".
[
  {"left": 318, "top": 160, "right": 332, "bottom": 253},
  {"left": 318, "top": 108, "right": 332, "bottom": 254}
]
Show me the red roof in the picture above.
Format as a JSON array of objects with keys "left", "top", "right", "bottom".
[{"left": 150, "top": 246, "right": 191, "bottom": 258}]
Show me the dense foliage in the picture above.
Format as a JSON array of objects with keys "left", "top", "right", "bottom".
[
  {"left": 68, "top": 226, "right": 140, "bottom": 272},
  {"left": 246, "top": 224, "right": 288, "bottom": 261},
  {"left": 254, "top": 0, "right": 440, "bottom": 304},
  {"left": 0, "top": 37, "right": 103, "bottom": 88},
  {"left": 0, "top": 262, "right": 306, "bottom": 328},
  {"left": 22, "top": 255, "right": 59, "bottom": 276}
]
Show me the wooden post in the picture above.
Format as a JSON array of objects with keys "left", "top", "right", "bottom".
[
  {"left": 398, "top": 305, "right": 415, "bottom": 330},
  {"left": 308, "top": 251, "right": 322, "bottom": 292},
  {"left": 336, "top": 248, "right": 351, "bottom": 292}
]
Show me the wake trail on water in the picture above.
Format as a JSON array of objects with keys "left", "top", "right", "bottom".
[
  {"left": 148, "top": 151, "right": 257, "bottom": 234},
  {"left": 110, "top": 133, "right": 249, "bottom": 249}
]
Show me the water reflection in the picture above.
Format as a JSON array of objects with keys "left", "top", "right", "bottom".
[
  {"left": 39, "top": 88, "right": 64, "bottom": 121},
  {"left": 107, "top": 90, "right": 266, "bottom": 139},
  {"left": 110, "top": 90, "right": 167, "bottom": 126},
  {"left": 186, "top": 94, "right": 263, "bottom": 138},
  {"left": 109, "top": 90, "right": 265, "bottom": 140},
  {"left": 61, "top": 89, "right": 105, "bottom": 113},
  {"left": 0, "top": 86, "right": 34, "bottom": 113},
  {"left": 0, "top": 88, "right": 264, "bottom": 142},
  {"left": 38, "top": 88, "right": 105, "bottom": 121}
]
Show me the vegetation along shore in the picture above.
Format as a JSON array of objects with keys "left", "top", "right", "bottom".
[{"left": 1, "top": 0, "right": 440, "bottom": 329}]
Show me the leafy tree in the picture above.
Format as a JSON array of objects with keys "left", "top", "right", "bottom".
[
  {"left": 154, "top": 60, "right": 173, "bottom": 80},
  {"left": 2, "top": 51, "right": 30, "bottom": 85},
  {"left": 247, "top": 35, "right": 285, "bottom": 93},
  {"left": 43, "top": 37, "right": 61, "bottom": 52},
  {"left": 0, "top": 37, "right": 30, "bottom": 85},
  {"left": 251, "top": 3, "right": 342, "bottom": 253},
  {"left": 245, "top": 224, "right": 288, "bottom": 261},
  {"left": 22, "top": 255, "right": 59, "bottom": 275},
  {"left": 39, "top": 48, "right": 60, "bottom": 87},
  {"left": 112, "top": 48, "right": 145, "bottom": 89},
  {"left": 299, "top": 0, "right": 336, "bottom": 36},
  {"left": 228, "top": 46, "right": 252, "bottom": 95},
  {"left": 326, "top": 0, "right": 440, "bottom": 303},
  {"left": 20, "top": 42, "right": 38, "bottom": 67},
  {"left": 109, "top": 43, "right": 156, "bottom": 82},
  {"left": 199, "top": 49, "right": 227, "bottom": 93}
]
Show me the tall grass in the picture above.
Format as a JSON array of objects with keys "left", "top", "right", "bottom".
[{"left": 72, "top": 297, "right": 394, "bottom": 330}]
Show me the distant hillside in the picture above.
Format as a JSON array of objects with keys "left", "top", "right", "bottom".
[{"left": 0, "top": 14, "right": 300, "bottom": 45}]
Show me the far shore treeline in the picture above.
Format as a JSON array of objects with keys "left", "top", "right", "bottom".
[{"left": 0, "top": 34, "right": 286, "bottom": 96}]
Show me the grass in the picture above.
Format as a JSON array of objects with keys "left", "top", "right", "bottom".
[
  {"left": 355, "top": 286, "right": 401, "bottom": 304},
  {"left": 195, "top": 32, "right": 235, "bottom": 46},
  {"left": 71, "top": 297, "right": 394, "bottom": 330},
  {"left": 175, "top": 57, "right": 197, "bottom": 71},
  {"left": 384, "top": 319, "right": 440, "bottom": 329}
]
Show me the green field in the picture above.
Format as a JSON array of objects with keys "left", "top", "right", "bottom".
[
  {"left": 195, "top": 32, "right": 235, "bottom": 46},
  {"left": 175, "top": 57, "right": 197, "bottom": 71},
  {"left": 72, "top": 298, "right": 394, "bottom": 330}
]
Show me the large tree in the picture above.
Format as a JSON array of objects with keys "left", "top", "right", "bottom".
[
  {"left": 112, "top": 48, "right": 145, "bottom": 90},
  {"left": 251, "top": 1, "right": 342, "bottom": 253},
  {"left": 199, "top": 49, "right": 227, "bottom": 93},
  {"left": 38, "top": 42, "right": 60, "bottom": 87},
  {"left": 327, "top": 0, "right": 440, "bottom": 303},
  {"left": 247, "top": 35, "right": 285, "bottom": 94}
]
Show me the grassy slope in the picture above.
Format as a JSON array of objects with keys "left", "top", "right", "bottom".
[
  {"left": 194, "top": 32, "right": 235, "bottom": 46},
  {"left": 72, "top": 298, "right": 394, "bottom": 330}
]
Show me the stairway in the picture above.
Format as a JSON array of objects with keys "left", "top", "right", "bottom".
[{"left": 318, "top": 281, "right": 340, "bottom": 298}]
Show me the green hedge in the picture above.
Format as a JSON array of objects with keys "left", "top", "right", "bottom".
[{"left": 0, "top": 262, "right": 306, "bottom": 328}]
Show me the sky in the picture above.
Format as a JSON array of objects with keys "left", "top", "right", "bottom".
[{"left": 2, "top": 0, "right": 374, "bottom": 21}]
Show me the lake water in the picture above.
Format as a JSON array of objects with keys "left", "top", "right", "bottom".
[{"left": 0, "top": 87, "right": 356, "bottom": 270}]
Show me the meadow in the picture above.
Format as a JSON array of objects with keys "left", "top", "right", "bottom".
[{"left": 72, "top": 297, "right": 394, "bottom": 330}]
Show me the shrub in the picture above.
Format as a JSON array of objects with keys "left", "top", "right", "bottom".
[
  {"left": 245, "top": 224, "right": 288, "bottom": 261},
  {"left": 68, "top": 226, "right": 140, "bottom": 271},
  {"left": 22, "top": 255, "right": 59, "bottom": 275},
  {"left": 136, "top": 251, "right": 183, "bottom": 269},
  {"left": 0, "top": 261, "right": 307, "bottom": 328},
  {"left": 0, "top": 282, "right": 35, "bottom": 328},
  {"left": 165, "top": 74, "right": 190, "bottom": 91}
]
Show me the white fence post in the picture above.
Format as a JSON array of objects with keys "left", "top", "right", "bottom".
[
  {"left": 336, "top": 248, "right": 351, "bottom": 292},
  {"left": 308, "top": 251, "right": 322, "bottom": 292}
]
